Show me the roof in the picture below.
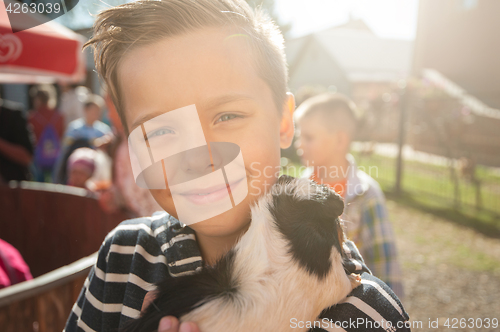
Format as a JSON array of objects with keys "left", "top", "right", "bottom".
[
  {"left": 286, "top": 23, "right": 414, "bottom": 82},
  {"left": 422, "top": 69, "right": 500, "bottom": 120}
]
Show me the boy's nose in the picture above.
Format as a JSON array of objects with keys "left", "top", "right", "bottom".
[{"left": 181, "top": 146, "right": 214, "bottom": 176}]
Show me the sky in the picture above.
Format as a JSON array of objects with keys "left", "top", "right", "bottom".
[{"left": 274, "top": 0, "right": 419, "bottom": 40}]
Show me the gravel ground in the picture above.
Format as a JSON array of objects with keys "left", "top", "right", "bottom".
[{"left": 388, "top": 200, "right": 500, "bottom": 332}]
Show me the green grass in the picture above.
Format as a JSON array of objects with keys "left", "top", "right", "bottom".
[
  {"left": 385, "top": 191, "right": 500, "bottom": 237},
  {"left": 356, "top": 152, "right": 500, "bottom": 237},
  {"left": 388, "top": 200, "right": 500, "bottom": 275},
  {"left": 452, "top": 244, "right": 500, "bottom": 272}
]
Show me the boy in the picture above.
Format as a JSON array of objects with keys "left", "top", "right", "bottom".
[
  {"left": 66, "top": 1, "right": 409, "bottom": 332},
  {"left": 64, "top": 94, "right": 111, "bottom": 144},
  {"left": 66, "top": 148, "right": 96, "bottom": 189},
  {"left": 54, "top": 94, "right": 112, "bottom": 184},
  {"left": 295, "top": 92, "right": 404, "bottom": 299}
]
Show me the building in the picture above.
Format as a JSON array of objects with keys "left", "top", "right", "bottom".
[
  {"left": 410, "top": 0, "right": 500, "bottom": 167},
  {"left": 413, "top": 0, "right": 500, "bottom": 109},
  {"left": 285, "top": 19, "right": 413, "bottom": 103}
]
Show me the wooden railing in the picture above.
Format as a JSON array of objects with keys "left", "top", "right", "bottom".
[
  {"left": 0, "top": 182, "right": 130, "bottom": 331},
  {"left": 0, "top": 181, "right": 129, "bottom": 277},
  {"left": 0, "top": 253, "right": 96, "bottom": 332}
]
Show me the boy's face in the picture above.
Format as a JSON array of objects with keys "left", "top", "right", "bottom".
[
  {"left": 84, "top": 104, "right": 101, "bottom": 125},
  {"left": 33, "top": 96, "right": 45, "bottom": 110},
  {"left": 68, "top": 167, "right": 92, "bottom": 188},
  {"left": 118, "top": 27, "right": 294, "bottom": 237},
  {"left": 297, "top": 113, "right": 339, "bottom": 167}
]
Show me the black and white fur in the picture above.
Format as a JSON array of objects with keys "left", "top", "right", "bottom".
[{"left": 123, "top": 175, "right": 360, "bottom": 332}]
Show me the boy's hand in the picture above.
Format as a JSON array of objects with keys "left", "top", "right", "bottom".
[
  {"left": 158, "top": 317, "right": 200, "bottom": 332},
  {"left": 142, "top": 292, "right": 201, "bottom": 332}
]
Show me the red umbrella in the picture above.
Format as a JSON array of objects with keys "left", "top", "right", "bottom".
[{"left": 0, "top": 0, "right": 86, "bottom": 83}]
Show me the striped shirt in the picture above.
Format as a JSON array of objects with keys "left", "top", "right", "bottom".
[{"left": 64, "top": 211, "right": 410, "bottom": 332}]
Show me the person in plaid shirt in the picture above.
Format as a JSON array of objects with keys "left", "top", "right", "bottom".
[{"left": 296, "top": 92, "right": 404, "bottom": 299}]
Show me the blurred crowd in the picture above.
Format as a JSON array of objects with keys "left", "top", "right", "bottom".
[{"left": 0, "top": 83, "right": 161, "bottom": 219}]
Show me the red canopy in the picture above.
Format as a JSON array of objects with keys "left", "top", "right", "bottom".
[{"left": 0, "top": 0, "right": 86, "bottom": 84}]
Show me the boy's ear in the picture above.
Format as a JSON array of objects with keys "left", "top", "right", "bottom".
[{"left": 279, "top": 92, "right": 295, "bottom": 149}]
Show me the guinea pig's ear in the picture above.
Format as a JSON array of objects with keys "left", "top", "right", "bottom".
[
  {"left": 317, "top": 183, "right": 345, "bottom": 218},
  {"left": 269, "top": 180, "right": 348, "bottom": 279},
  {"left": 276, "top": 174, "right": 295, "bottom": 186},
  {"left": 315, "top": 184, "right": 346, "bottom": 256}
]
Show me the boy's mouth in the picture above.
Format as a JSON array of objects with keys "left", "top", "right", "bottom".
[{"left": 175, "top": 177, "right": 244, "bottom": 205}]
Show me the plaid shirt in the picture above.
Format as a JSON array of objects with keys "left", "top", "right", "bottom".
[{"left": 344, "top": 154, "right": 404, "bottom": 299}]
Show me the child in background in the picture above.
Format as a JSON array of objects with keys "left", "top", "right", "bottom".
[
  {"left": 28, "top": 85, "right": 64, "bottom": 182},
  {"left": 54, "top": 94, "right": 113, "bottom": 184},
  {"left": 94, "top": 91, "right": 162, "bottom": 217},
  {"left": 295, "top": 92, "right": 404, "bottom": 299},
  {"left": 63, "top": 94, "right": 112, "bottom": 144},
  {"left": 66, "top": 148, "right": 96, "bottom": 189}
]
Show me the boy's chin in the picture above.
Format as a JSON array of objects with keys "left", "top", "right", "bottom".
[{"left": 187, "top": 203, "right": 252, "bottom": 238}]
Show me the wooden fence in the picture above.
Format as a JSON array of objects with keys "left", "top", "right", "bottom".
[
  {"left": 0, "top": 182, "right": 129, "bottom": 331},
  {"left": 0, "top": 182, "right": 128, "bottom": 277},
  {"left": 0, "top": 253, "right": 96, "bottom": 332}
]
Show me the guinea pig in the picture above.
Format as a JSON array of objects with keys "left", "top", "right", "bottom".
[{"left": 122, "top": 175, "right": 360, "bottom": 332}]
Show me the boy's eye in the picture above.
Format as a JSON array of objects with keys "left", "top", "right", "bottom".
[
  {"left": 147, "top": 127, "right": 175, "bottom": 139},
  {"left": 215, "top": 113, "right": 241, "bottom": 123}
]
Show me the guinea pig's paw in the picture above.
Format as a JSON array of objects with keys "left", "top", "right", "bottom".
[{"left": 348, "top": 273, "right": 362, "bottom": 290}]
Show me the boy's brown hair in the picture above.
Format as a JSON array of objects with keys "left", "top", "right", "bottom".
[
  {"left": 30, "top": 84, "right": 56, "bottom": 109},
  {"left": 83, "top": 94, "right": 105, "bottom": 110},
  {"left": 84, "top": 0, "right": 288, "bottom": 136}
]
